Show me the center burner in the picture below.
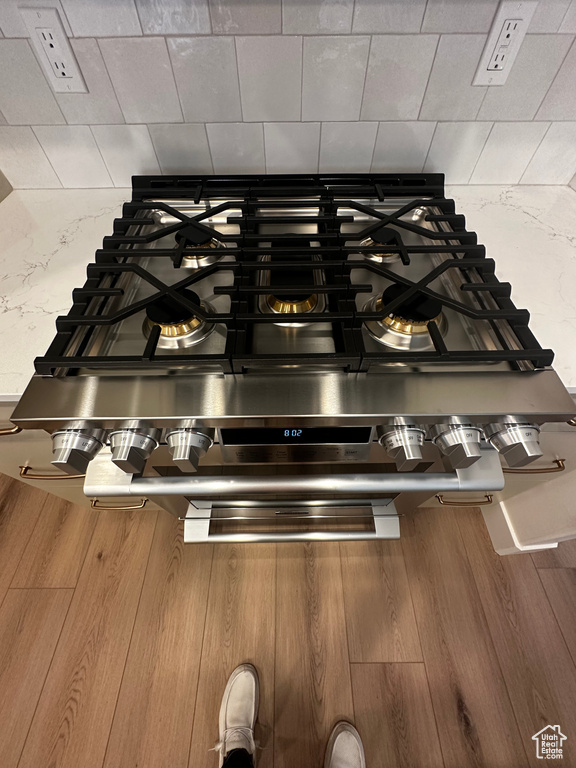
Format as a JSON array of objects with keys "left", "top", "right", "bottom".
[
  {"left": 364, "top": 283, "right": 448, "bottom": 351},
  {"left": 174, "top": 225, "right": 226, "bottom": 269},
  {"left": 260, "top": 237, "right": 323, "bottom": 327},
  {"left": 359, "top": 226, "right": 402, "bottom": 264},
  {"left": 142, "top": 288, "right": 215, "bottom": 349}
]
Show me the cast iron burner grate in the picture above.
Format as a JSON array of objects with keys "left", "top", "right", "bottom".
[{"left": 35, "top": 173, "right": 554, "bottom": 375}]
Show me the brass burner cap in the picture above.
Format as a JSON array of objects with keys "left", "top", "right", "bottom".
[{"left": 266, "top": 294, "right": 318, "bottom": 314}]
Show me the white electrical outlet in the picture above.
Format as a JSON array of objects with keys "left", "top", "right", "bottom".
[
  {"left": 20, "top": 7, "right": 87, "bottom": 93},
  {"left": 473, "top": 0, "right": 538, "bottom": 86}
]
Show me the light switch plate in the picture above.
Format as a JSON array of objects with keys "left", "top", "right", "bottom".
[
  {"left": 20, "top": 6, "right": 87, "bottom": 93},
  {"left": 472, "top": 0, "right": 538, "bottom": 86}
]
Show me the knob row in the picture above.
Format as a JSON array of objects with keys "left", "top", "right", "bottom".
[
  {"left": 50, "top": 424, "right": 214, "bottom": 475},
  {"left": 378, "top": 418, "right": 543, "bottom": 471}
]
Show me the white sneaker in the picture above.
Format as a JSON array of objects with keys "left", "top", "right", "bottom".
[
  {"left": 217, "top": 663, "right": 259, "bottom": 767},
  {"left": 324, "top": 722, "right": 366, "bottom": 768}
]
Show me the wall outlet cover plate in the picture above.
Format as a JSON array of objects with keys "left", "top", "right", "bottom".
[
  {"left": 20, "top": 6, "right": 87, "bottom": 93},
  {"left": 473, "top": 0, "right": 538, "bottom": 86}
]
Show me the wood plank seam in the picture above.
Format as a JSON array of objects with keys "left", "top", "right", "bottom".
[
  {"left": 184, "top": 542, "right": 216, "bottom": 768},
  {"left": 9, "top": 587, "right": 75, "bottom": 768},
  {"left": 534, "top": 566, "right": 576, "bottom": 670},
  {"left": 100, "top": 511, "right": 160, "bottom": 767}
]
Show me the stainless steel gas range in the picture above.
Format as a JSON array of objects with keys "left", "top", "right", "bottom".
[{"left": 11, "top": 174, "right": 576, "bottom": 543}]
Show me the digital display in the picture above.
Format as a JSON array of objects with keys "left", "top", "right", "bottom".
[{"left": 220, "top": 427, "right": 372, "bottom": 445}]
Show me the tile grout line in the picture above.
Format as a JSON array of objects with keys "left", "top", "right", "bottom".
[
  {"left": 204, "top": 123, "right": 216, "bottom": 174},
  {"left": 162, "top": 36, "right": 185, "bottom": 123},
  {"left": 89, "top": 125, "right": 116, "bottom": 187},
  {"left": 145, "top": 123, "right": 162, "bottom": 174},
  {"left": 357, "top": 34, "right": 373, "bottom": 122},
  {"left": 420, "top": 0, "right": 430, "bottom": 33},
  {"left": 185, "top": 541, "right": 216, "bottom": 768},
  {"left": 421, "top": 120, "right": 439, "bottom": 172},
  {"left": 30, "top": 125, "right": 65, "bottom": 188},
  {"left": 101, "top": 509, "right": 160, "bottom": 767},
  {"left": 368, "top": 121, "right": 380, "bottom": 172},
  {"left": 417, "top": 33, "right": 440, "bottom": 120},
  {"left": 96, "top": 38, "right": 129, "bottom": 125},
  {"left": 233, "top": 37, "right": 245, "bottom": 122},
  {"left": 533, "top": 34, "right": 576, "bottom": 120},
  {"left": 467, "top": 121, "right": 495, "bottom": 183},
  {"left": 518, "top": 121, "right": 552, "bottom": 183}
]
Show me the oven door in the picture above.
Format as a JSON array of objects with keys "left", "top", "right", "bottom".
[{"left": 84, "top": 445, "right": 504, "bottom": 543}]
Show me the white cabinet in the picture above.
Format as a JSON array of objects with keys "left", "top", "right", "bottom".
[{"left": 417, "top": 426, "right": 576, "bottom": 554}]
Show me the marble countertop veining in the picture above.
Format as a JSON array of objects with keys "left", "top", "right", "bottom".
[{"left": 0, "top": 185, "right": 575, "bottom": 400}]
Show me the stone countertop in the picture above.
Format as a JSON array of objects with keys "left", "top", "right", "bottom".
[{"left": 0, "top": 185, "right": 575, "bottom": 400}]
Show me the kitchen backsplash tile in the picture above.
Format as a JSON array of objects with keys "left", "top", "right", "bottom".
[
  {"left": 360, "top": 35, "right": 438, "bottom": 121},
  {"left": 135, "top": 0, "right": 211, "bottom": 34},
  {"left": 61, "top": 0, "right": 142, "bottom": 36},
  {"left": 99, "top": 37, "right": 182, "bottom": 124},
  {"left": 0, "top": 127, "right": 61, "bottom": 188},
  {"left": 33, "top": 125, "right": 112, "bottom": 187},
  {"left": 371, "top": 122, "right": 435, "bottom": 172},
  {"left": 530, "top": 0, "right": 572, "bottom": 32},
  {"left": 91, "top": 125, "right": 160, "bottom": 186},
  {"left": 236, "top": 36, "right": 302, "bottom": 122},
  {"left": 319, "top": 122, "right": 378, "bottom": 172},
  {"left": 470, "top": 122, "right": 549, "bottom": 183},
  {"left": 477, "top": 34, "right": 574, "bottom": 121},
  {"left": 521, "top": 122, "right": 576, "bottom": 183},
  {"left": 209, "top": 0, "right": 281, "bottom": 34},
  {"left": 206, "top": 123, "right": 265, "bottom": 173},
  {"left": 168, "top": 36, "right": 242, "bottom": 122},
  {"left": 148, "top": 123, "right": 213, "bottom": 173},
  {"left": 421, "top": 0, "right": 499, "bottom": 33},
  {"left": 559, "top": 1, "right": 576, "bottom": 32},
  {"left": 420, "top": 35, "right": 488, "bottom": 120},
  {"left": 0, "top": 40, "right": 65, "bottom": 125},
  {"left": 424, "top": 122, "right": 493, "bottom": 183},
  {"left": 536, "top": 38, "right": 576, "bottom": 118},
  {"left": 56, "top": 39, "right": 125, "bottom": 125},
  {"left": 352, "top": 0, "right": 426, "bottom": 33},
  {"left": 1, "top": 1, "right": 576, "bottom": 189},
  {"left": 283, "top": 0, "right": 353, "bottom": 34},
  {"left": 302, "top": 36, "right": 370, "bottom": 121},
  {"left": 264, "top": 122, "right": 320, "bottom": 173}
]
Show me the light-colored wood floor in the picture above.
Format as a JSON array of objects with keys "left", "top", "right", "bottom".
[{"left": 1, "top": 474, "right": 576, "bottom": 768}]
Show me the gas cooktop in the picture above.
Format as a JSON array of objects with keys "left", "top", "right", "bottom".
[{"left": 33, "top": 173, "right": 553, "bottom": 376}]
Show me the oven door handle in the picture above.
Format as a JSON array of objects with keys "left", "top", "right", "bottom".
[
  {"left": 183, "top": 507, "right": 400, "bottom": 543},
  {"left": 84, "top": 446, "right": 504, "bottom": 497}
]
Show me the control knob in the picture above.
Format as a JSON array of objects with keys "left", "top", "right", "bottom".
[
  {"left": 109, "top": 423, "right": 161, "bottom": 474},
  {"left": 484, "top": 419, "right": 543, "bottom": 468},
  {"left": 428, "top": 420, "right": 484, "bottom": 470},
  {"left": 165, "top": 426, "right": 215, "bottom": 472},
  {"left": 377, "top": 421, "right": 426, "bottom": 472},
  {"left": 51, "top": 424, "right": 106, "bottom": 475}
]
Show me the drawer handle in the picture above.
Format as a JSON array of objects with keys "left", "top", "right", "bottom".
[
  {"left": 90, "top": 498, "right": 148, "bottom": 511},
  {"left": 436, "top": 494, "right": 493, "bottom": 507},
  {"left": 19, "top": 465, "right": 86, "bottom": 480},
  {"left": 567, "top": 419, "right": 576, "bottom": 427},
  {"left": 503, "top": 458, "right": 565, "bottom": 475},
  {"left": 0, "top": 425, "right": 22, "bottom": 436}
]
